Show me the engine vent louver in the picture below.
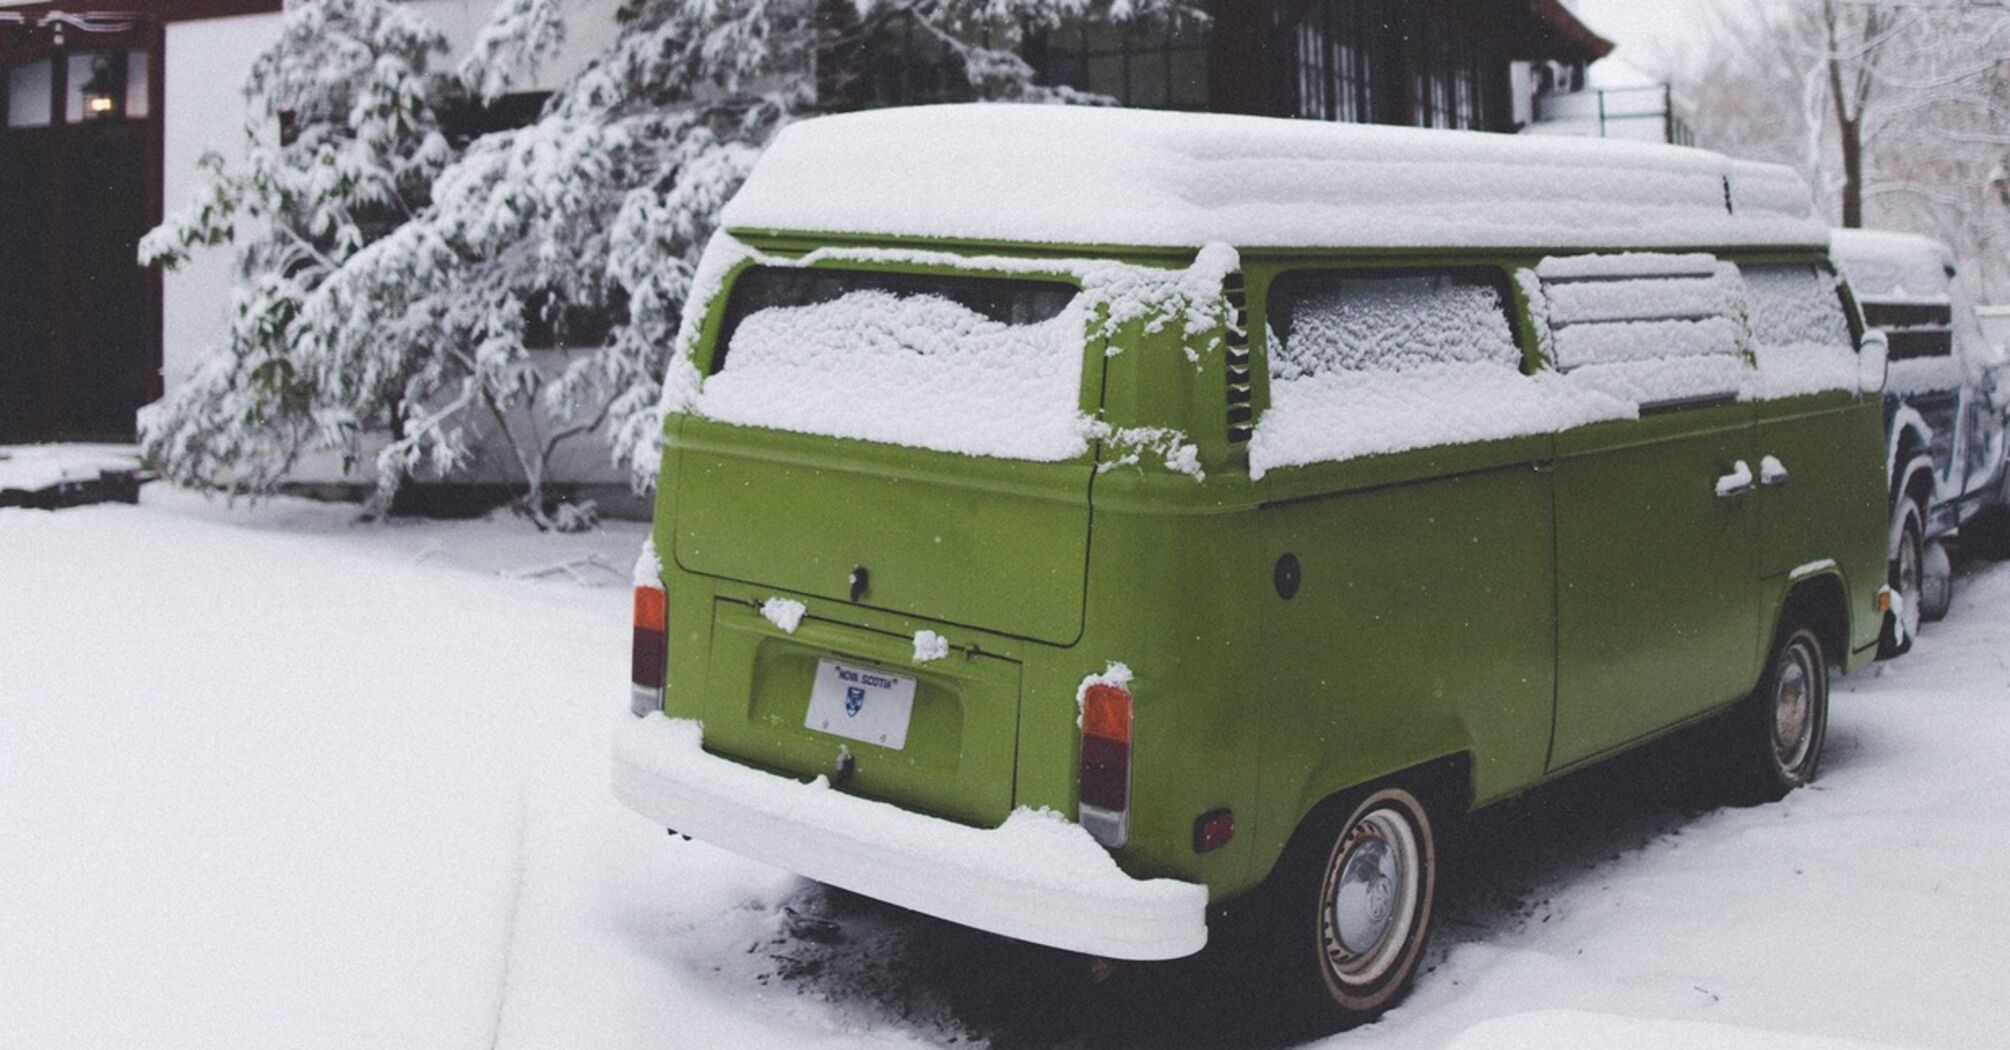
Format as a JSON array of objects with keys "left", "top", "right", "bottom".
[{"left": 1224, "top": 271, "right": 1253, "bottom": 443}]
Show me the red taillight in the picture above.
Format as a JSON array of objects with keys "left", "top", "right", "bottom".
[
  {"left": 1194, "top": 808, "right": 1235, "bottom": 854},
  {"left": 630, "top": 585, "right": 666, "bottom": 717},
  {"left": 1079, "top": 681, "right": 1132, "bottom": 848}
]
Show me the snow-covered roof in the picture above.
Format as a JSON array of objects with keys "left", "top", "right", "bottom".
[
  {"left": 1829, "top": 228, "right": 1955, "bottom": 300},
  {"left": 721, "top": 105, "right": 1826, "bottom": 252},
  {"left": 1829, "top": 228, "right": 1953, "bottom": 265}
]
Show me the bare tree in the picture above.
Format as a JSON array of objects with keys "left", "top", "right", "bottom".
[{"left": 1679, "top": 0, "right": 2010, "bottom": 297}]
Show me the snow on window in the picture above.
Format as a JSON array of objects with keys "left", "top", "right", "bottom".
[
  {"left": 1248, "top": 268, "right": 1632, "bottom": 478},
  {"left": 1747, "top": 265, "right": 1851, "bottom": 350},
  {"left": 1536, "top": 253, "right": 1749, "bottom": 407},
  {"left": 694, "top": 268, "right": 1091, "bottom": 461},
  {"left": 1743, "top": 264, "right": 1857, "bottom": 399},
  {"left": 1268, "top": 271, "right": 1521, "bottom": 378},
  {"left": 659, "top": 235, "right": 1238, "bottom": 468}
]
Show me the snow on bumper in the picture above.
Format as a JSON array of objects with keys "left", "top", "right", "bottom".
[{"left": 611, "top": 715, "right": 1209, "bottom": 961}]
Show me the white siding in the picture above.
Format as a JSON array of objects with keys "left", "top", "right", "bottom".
[{"left": 160, "top": 14, "right": 281, "bottom": 393}]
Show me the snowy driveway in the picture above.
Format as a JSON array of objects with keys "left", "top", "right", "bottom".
[{"left": 4, "top": 493, "right": 2007, "bottom": 1048}]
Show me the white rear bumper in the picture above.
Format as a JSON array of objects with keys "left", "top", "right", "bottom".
[{"left": 611, "top": 715, "right": 1209, "bottom": 961}]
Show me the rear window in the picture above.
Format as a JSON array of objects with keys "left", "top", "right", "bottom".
[
  {"left": 695, "top": 267, "right": 1089, "bottom": 461},
  {"left": 1860, "top": 298, "right": 1954, "bottom": 360}
]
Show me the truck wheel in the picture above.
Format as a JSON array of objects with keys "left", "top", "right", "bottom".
[
  {"left": 1919, "top": 540, "right": 1953, "bottom": 623},
  {"left": 1878, "top": 503, "right": 1924, "bottom": 658},
  {"left": 1269, "top": 787, "right": 1438, "bottom": 1031},
  {"left": 1732, "top": 624, "right": 1829, "bottom": 804}
]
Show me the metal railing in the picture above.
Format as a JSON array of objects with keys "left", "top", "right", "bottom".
[{"left": 1533, "top": 84, "right": 1694, "bottom": 146}]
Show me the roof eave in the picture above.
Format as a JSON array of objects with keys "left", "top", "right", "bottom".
[{"left": 1521, "top": 0, "right": 1617, "bottom": 62}]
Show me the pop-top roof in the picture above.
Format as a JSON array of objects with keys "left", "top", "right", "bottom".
[{"left": 721, "top": 105, "right": 1827, "bottom": 253}]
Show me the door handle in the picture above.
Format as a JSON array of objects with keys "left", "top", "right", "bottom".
[
  {"left": 1760, "top": 455, "right": 1790, "bottom": 487},
  {"left": 1715, "top": 460, "right": 1754, "bottom": 498}
]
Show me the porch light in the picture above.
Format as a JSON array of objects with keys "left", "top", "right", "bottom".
[{"left": 79, "top": 53, "right": 123, "bottom": 121}]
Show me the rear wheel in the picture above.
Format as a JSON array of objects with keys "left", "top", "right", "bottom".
[
  {"left": 1265, "top": 787, "right": 1439, "bottom": 1032},
  {"left": 1920, "top": 539, "right": 1953, "bottom": 623},
  {"left": 1878, "top": 502, "right": 1924, "bottom": 658},
  {"left": 1732, "top": 624, "right": 1829, "bottom": 804}
]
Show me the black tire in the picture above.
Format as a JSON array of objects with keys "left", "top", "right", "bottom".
[
  {"left": 1877, "top": 501, "right": 1924, "bottom": 659},
  {"left": 1261, "top": 787, "right": 1439, "bottom": 1032},
  {"left": 1920, "top": 539, "right": 1953, "bottom": 623},
  {"left": 1731, "top": 624, "right": 1830, "bottom": 804}
]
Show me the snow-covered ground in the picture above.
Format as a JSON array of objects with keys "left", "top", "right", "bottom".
[{"left": 4, "top": 488, "right": 2006, "bottom": 1048}]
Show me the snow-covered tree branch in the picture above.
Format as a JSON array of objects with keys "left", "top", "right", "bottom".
[
  {"left": 136, "top": 0, "right": 454, "bottom": 504},
  {"left": 144, "top": 0, "right": 1195, "bottom": 528}
]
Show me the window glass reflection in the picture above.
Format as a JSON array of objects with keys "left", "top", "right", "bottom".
[{"left": 7, "top": 60, "right": 54, "bottom": 129}]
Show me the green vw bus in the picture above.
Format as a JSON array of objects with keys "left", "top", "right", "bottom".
[{"left": 615, "top": 106, "right": 1893, "bottom": 1029}]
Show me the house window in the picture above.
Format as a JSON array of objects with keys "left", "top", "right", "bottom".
[
  {"left": 436, "top": 90, "right": 551, "bottom": 148},
  {"left": 1407, "top": 16, "right": 1499, "bottom": 131},
  {"left": 1415, "top": 30, "right": 1463, "bottom": 128},
  {"left": 6, "top": 60, "right": 53, "bottom": 129},
  {"left": 1290, "top": 0, "right": 1401, "bottom": 124},
  {"left": 65, "top": 51, "right": 147, "bottom": 123},
  {"left": 1034, "top": 18, "right": 1209, "bottom": 110},
  {"left": 523, "top": 286, "right": 627, "bottom": 351},
  {"left": 816, "top": 8, "right": 994, "bottom": 110}
]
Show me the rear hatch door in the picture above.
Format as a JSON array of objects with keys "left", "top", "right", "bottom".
[{"left": 670, "top": 260, "right": 1102, "bottom": 825}]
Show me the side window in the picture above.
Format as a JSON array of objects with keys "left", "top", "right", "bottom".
[
  {"left": 1860, "top": 298, "right": 1954, "bottom": 361},
  {"left": 1248, "top": 268, "right": 1547, "bottom": 478},
  {"left": 1533, "top": 252, "right": 1747, "bottom": 410},
  {"left": 1746, "top": 264, "right": 1851, "bottom": 349},
  {"left": 1267, "top": 269, "right": 1521, "bottom": 381},
  {"left": 1742, "top": 263, "right": 1858, "bottom": 399}
]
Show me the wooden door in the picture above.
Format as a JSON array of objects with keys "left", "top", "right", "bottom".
[{"left": 1, "top": 21, "right": 160, "bottom": 443}]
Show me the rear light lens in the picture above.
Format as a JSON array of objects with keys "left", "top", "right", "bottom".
[
  {"left": 1194, "top": 808, "right": 1236, "bottom": 854},
  {"left": 630, "top": 584, "right": 666, "bottom": 717},
  {"left": 1079, "top": 682, "right": 1131, "bottom": 848}
]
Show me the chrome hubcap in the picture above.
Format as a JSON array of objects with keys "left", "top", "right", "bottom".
[
  {"left": 1321, "top": 808, "right": 1420, "bottom": 985},
  {"left": 1772, "top": 641, "right": 1817, "bottom": 772}
]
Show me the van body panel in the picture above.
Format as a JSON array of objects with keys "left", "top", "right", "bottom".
[
  {"left": 671, "top": 419, "right": 1097, "bottom": 646},
  {"left": 1755, "top": 391, "right": 1891, "bottom": 597},
  {"left": 1550, "top": 402, "right": 1760, "bottom": 770},
  {"left": 1038, "top": 476, "right": 1274, "bottom": 894},
  {"left": 698, "top": 598, "right": 1024, "bottom": 827},
  {"left": 1246, "top": 437, "right": 1558, "bottom": 843}
]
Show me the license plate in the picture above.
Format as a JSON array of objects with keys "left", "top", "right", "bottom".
[{"left": 804, "top": 659, "right": 916, "bottom": 750}]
